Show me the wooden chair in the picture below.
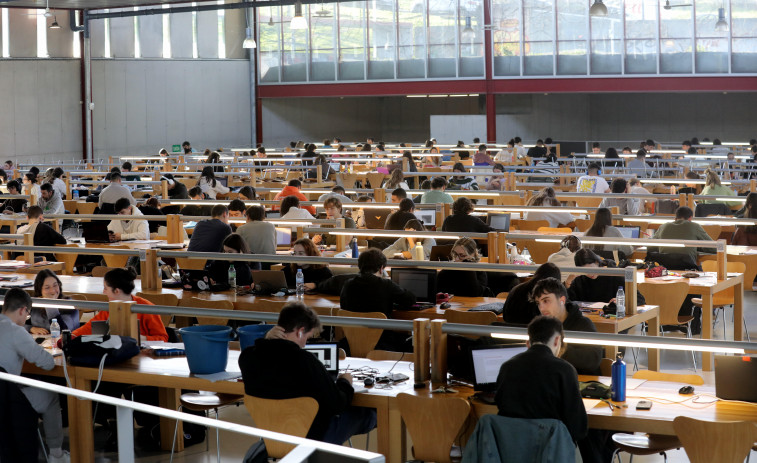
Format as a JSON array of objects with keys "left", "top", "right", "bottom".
[
  {"left": 574, "top": 196, "right": 603, "bottom": 208},
  {"left": 88, "top": 244, "right": 130, "bottom": 268},
  {"left": 170, "top": 392, "right": 243, "bottom": 463},
  {"left": 701, "top": 225, "right": 722, "bottom": 241},
  {"left": 179, "top": 297, "right": 234, "bottom": 326},
  {"left": 54, "top": 244, "right": 79, "bottom": 275},
  {"left": 175, "top": 257, "right": 207, "bottom": 271},
  {"left": 337, "top": 173, "right": 359, "bottom": 189},
  {"left": 692, "top": 261, "right": 749, "bottom": 341},
  {"left": 366, "top": 350, "right": 416, "bottom": 363},
  {"left": 673, "top": 416, "right": 757, "bottom": 463},
  {"left": 575, "top": 218, "right": 593, "bottom": 232},
  {"left": 443, "top": 309, "right": 497, "bottom": 326},
  {"left": 91, "top": 266, "right": 120, "bottom": 277},
  {"left": 536, "top": 227, "right": 573, "bottom": 234},
  {"left": 335, "top": 309, "right": 386, "bottom": 358},
  {"left": 396, "top": 393, "right": 471, "bottom": 463},
  {"left": 63, "top": 200, "right": 78, "bottom": 215},
  {"left": 600, "top": 358, "right": 613, "bottom": 376},
  {"left": 365, "top": 172, "right": 387, "bottom": 190},
  {"left": 511, "top": 219, "right": 549, "bottom": 231},
  {"left": 632, "top": 370, "right": 704, "bottom": 385},
  {"left": 612, "top": 372, "right": 704, "bottom": 462},
  {"left": 637, "top": 281, "right": 696, "bottom": 370},
  {"left": 136, "top": 292, "right": 179, "bottom": 326},
  {"left": 244, "top": 396, "right": 319, "bottom": 458},
  {"left": 76, "top": 202, "right": 97, "bottom": 215}
]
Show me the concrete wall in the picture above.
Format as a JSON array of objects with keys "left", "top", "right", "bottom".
[{"left": 91, "top": 59, "right": 252, "bottom": 157}]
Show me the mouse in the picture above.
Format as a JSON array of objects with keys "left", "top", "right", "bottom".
[
  {"left": 440, "top": 302, "right": 451, "bottom": 310},
  {"left": 364, "top": 378, "right": 375, "bottom": 387},
  {"left": 679, "top": 385, "right": 695, "bottom": 394}
]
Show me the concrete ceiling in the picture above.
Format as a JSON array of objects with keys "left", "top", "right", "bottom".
[{"left": 1, "top": 0, "right": 230, "bottom": 10}]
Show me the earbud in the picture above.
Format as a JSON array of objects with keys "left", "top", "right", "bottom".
[{"left": 298, "top": 332, "right": 303, "bottom": 339}]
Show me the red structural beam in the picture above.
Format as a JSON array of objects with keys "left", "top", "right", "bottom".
[{"left": 258, "top": 76, "right": 757, "bottom": 99}]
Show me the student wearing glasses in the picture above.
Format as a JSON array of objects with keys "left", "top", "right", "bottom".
[
  {"left": 283, "top": 238, "right": 333, "bottom": 289},
  {"left": 28, "top": 269, "right": 79, "bottom": 336},
  {"left": 436, "top": 237, "right": 490, "bottom": 297}
]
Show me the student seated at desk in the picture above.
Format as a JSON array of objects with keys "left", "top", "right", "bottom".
[
  {"left": 72, "top": 268, "right": 168, "bottom": 342},
  {"left": 17, "top": 205, "right": 67, "bottom": 262},
  {"left": 494, "top": 316, "right": 587, "bottom": 447},
  {"left": 273, "top": 179, "right": 316, "bottom": 216},
  {"left": 547, "top": 236, "right": 582, "bottom": 271},
  {"left": 280, "top": 196, "right": 315, "bottom": 220},
  {"left": 312, "top": 197, "right": 355, "bottom": 247},
  {"left": 197, "top": 166, "right": 229, "bottom": 199},
  {"left": 228, "top": 199, "right": 247, "bottom": 218},
  {"left": 0, "top": 289, "right": 70, "bottom": 463},
  {"left": 502, "top": 263, "right": 562, "bottom": 325},
  {"left": 239, "top": 302, "right": 376, "bottom": 445},
  {"left": 733, "top": 192, "right": 757, "bottom": 245},
  {"left": 384, "top": 197, "right": 418, "bottom": 230},
  {"left": 382, "top": 219, "right": 435, "bottom": 260},
  {"left": 187, "top": 204, "right": 233, "bottom": 253},
  {"left": 179, "top": 187, "right": 212, "bottom": 216},
  {"left": 598, "top": 178, "right": 641, "bottom": 216},
  {"left": 567, "top": 249, "right": 645, "bottom": 306},
  {"left": 237, "top": 205, "right": 277, "bottom": 257},
  {"left": 583, "top": 208, "right": 633, "bottom": 258},
  {"left": 532, "top": 278, "right": 601, "bottom": 376},
  {"left": 206, "top": 233, "right": 257, "bottom": 288},
  {"left": 441, "top": 197, "right": 492, "bottom": 233},
  {"left": 340, "top": 248, "right": 416, "bottom": 317},
  {"left": 98, "top": 172, "right": 134, "bottom": 209},
  {"left": 283, "top": 238, "right": 333, "bottom": 288},
  {"left": 700, "top": 168, "right": 740, "bottom": 207},
  {"left": 437, "top": 237, "right": 490, "bottom": 297},
  {"left": 0, "top": 179, "right": 27, "bottom": 214},
  {"left": 108, "top": 197, "right": 149, "bottom": 242},
  {"left": 39, "top": 183, "right": 65, "bottom": 216},
  {"left": 448, "top": 163, "right": 479, "bottom": 191},
  {"left": 420, "top": 177, "right": 453, "bottom": 205},
  {"left": 650, "top": 206, "right": 713, "bottom": 263},
  {"left": 238, "top": 185, "right": 257, "bottom": 201},
  {"left": 27, "top": 270, "right": 79, "bottom": 335}
]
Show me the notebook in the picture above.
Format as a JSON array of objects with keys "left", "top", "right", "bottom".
[{"left": 304, "top": 342, "right": 339, "bottom": 380}]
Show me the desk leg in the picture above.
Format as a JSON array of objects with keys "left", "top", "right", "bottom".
[
  {"left": 647, "top": 314, "right": 660, "bottom": 372},
  {"left": 70, "top": 376, "right": 94, "bottom": 462},
  {"left": 735, "top": 280, "right": 744, "bottom": 342},
  {"left": 702, "top": 294, "right": 714, "bottom": 371},
  {"left": 159, "top": 388, "right": 182, "bottom": 452}
]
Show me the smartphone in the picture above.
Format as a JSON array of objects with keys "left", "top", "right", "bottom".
[{"left": 636, "top": 400, "right": 653, "bottom": 410}]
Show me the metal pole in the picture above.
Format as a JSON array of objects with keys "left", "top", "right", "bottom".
[
  {"left": 116, "top": 406, "right": 135, "bottom": 462},
  {"left": 83, "top": 13, "right": 93, "bottom": 163},
  {"left": 249, "top": 8, "right": 257, "bottom": 148}
]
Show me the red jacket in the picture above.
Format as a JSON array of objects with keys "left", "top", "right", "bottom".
[
  {"left": 273, "top": 186, "right": 316, "bottom": 215},
  {"left": 72, "top": 295, "right": 169, "bottom": 341}
]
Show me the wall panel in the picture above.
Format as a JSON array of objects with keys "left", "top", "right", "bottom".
[
  {"left": 196, "top": 10, "right": 218, "bottom": 58},
  {"left": 8, "top": 10, "right": 37, "bottom": 57},
  {"left": 47, "top": 19, "right": 75, "bottom": 57},
  {"left": 169, "top": 5, "right": 193, "bottom": 58},
  {"left": 109, "top": 10, "right": 135, "bottom": 58},
  {"left": 138, "top": 14, "right": 163, "bottom": 58}
]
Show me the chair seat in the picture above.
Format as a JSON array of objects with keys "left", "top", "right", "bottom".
[
  {"left": 180, "top": 393, "right": 243, "bottom": 411},
  {"left": 612, "top": 433, "right": 681, "bottom": 455},
  {"left": 691, "top": 297, "right": 730, "bottom": 309}
]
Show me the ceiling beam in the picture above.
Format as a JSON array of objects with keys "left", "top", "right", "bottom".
[{"left": 86, "top": 0, "right": 347, "bottom": 20}]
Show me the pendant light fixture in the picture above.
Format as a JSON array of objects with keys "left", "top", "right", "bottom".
[
  {"left": 714, "top": 7, "right": 728, "bottom": 32},
  {"left": 290, "top": 0, "right": 308, "bottom": 30},
  {"left": 461, "top": 16, "right": 475, "bottom": 41},
  {"left": 243, "top": 27, "right": 256, "bottom": 48},
  {"left": 589, "top": 0, "right": 608, "bottom": 17},
  {"left": 49, "top": 16, "right": 61, "bottom": 29}
]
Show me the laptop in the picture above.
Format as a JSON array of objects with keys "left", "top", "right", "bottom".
[
  {"left": 429, "top": 245, "right": 453, "bottom": 262},
  {"left": 471, "top": 344, "right": 528, "bottom": 393},
  {"left": 416, "top": 210, "right": 436, "bottom": 227},
  {"left": 715, "top": 355, "right": 757, "bottom": 402},
  {"left": 275, "top": 227, "right": 292, "bottom": 248},
  {"left": 390, "top": 268, "right": 437, "bottom": 304},
  {"left": 304, "top": 342, "right": 340, "bottom": 380},
  {"left": 81, "top": 221, "right": 112, "bottom": 243},
  {"left": 616, "top": 226, "right": 641, "bottom": 239},
  {"left": 487, "top": 213, "right": 511, "bottom": 232},
  {"left": 364, "top": 210, "right": 391, "bottom": 230},
  {"left": 251, "top": 270, "right": 290, "bottom": 290}
]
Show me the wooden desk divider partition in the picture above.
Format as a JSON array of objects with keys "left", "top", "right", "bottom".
[
  {"left": 430, "top": 319, "right": 447, "bottom": 385},
  {"left": 373, "top": 188, "right": 386, "bottom": 204},
  {"left": 23, "top": 232, "right": 33, "bottom": 265},
  {"left": 717, "top": 239, "right": 727, "bottom": 280},
  {"left": 413, "top": 318, "right": 430, "bottom": 383},
  {"left": 487, "top": 232, "right": 499, "bottom": 263},
  {"left": 497, "top": 232, "right": 509, "bottom": 264},
  {"left": 335, "top": 218, "right": 348, "bottom": 252},
  {"left": 166, "top": 214, "right": 183, "bottom": 244},
  {"left": 623, "top": 267, "right": 638, "bottom": 315},
  {"left": 141, "top": 249, "right": 162, "bottom": 291},
  {"left": 108, "top": 300, "right": 139, "bottom": 339}
]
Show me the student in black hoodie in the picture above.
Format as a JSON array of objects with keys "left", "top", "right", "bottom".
[
  {"left": 239, "top": 302, "right": 376, "bottom": 444},
  {"left": 502, "top": 263, "right": 561, "bottom": 325},
  {"left": 567, "top": 249, "right": 645, "bottom": 306},
  {"left": 441, "top": 197, "right": 493, "bottom": 233}
]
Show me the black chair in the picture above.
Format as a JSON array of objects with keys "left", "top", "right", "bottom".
[
  {"left": 99, "top": 202, "right": 116, "bottom": 215},
  {"left": 695, "top": 203, "right": 732, "bottom": 217},
  {"left": 645, "top": 252, "right": 701, "bottom": 271}
]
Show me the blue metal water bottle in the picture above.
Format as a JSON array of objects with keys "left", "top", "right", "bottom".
[
  {"left": 611, "top": 353, "right": 626, "bottom": 402},
  {"left": 350, "top": 238, "right": 359, "bottom": 258}
]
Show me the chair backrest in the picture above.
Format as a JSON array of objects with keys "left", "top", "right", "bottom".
[
  {"left": 91, "top": 266, "right": 121, "bottom": 278},
  {"left": 512, "top": 219, "right": 549, "bottom": 231},
  {"left": 88, "top": 244, "right": 131, "bottom": 268},
  {"left": 574, "top": 197, "right": 603, "bottom": 208},
  {"left": 700, "top": 225, "right": 722, "bottom": 241},
  {"left": 694, "top": 203, "right": 732, "bottom": 218},
  {"left": 337, "top": 173, "right": 358, "bottom": 189},
  {"left": 76, "top": 201, "right": 97, "bottom": 215},
  {"left": 673, "top": 416, "right": 757, "bottom": 463},
  {"left": 536, "top": 227, "right": 573, "bottom": 234},
  {"left": 179, "top": 297, "right": 234, "bottom": 326},
  {"left": 244, "top": 395, "right": 319, "bottom": 459},
  {"left": 575, "top": 219, "right": 593, "bottom": 232},
  {"left": 335, "top": 309, "right": 387, "bottom": 358},
  {"left": 175, "top": 257, "right": 207, "bottom": 271},
  {"left": 54, "top": 243, "right": 79, "bottom": 275},
  {"left": 443, "top": 309, "right": 497, "bottom": 326},
  {"left": 397, "top": 393, "right": 471, "bottom": 463},
  {"left": 365, "top": 172, "right": 386, "bottom": 190},
  {"left": 637, "top": 282, "right": 690, "bottom": 326},
  {"left": 600, "top": 358, "right": 613, "bottom": 377},
  {"left": 136, "top": 292, "right": 179, "bottom": 325},
  {"left": 63, "top": 200, "right": 77, "bottom": 214},
  {"left": 366, "top": 350, "right": 416, "bottom": 363},
  {"left": 632, "top": 370, "right": 704, "bottom": 385}
]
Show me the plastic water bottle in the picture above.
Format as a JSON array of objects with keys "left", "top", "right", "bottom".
[
  {"left": 616, "top": 286, "right": 626, "bottom": 318},
  {"left": 73, "top": 190, "right": 79, "bottom": 200},
  {"left": 611, "top": 353, "right": 626, "bottom": 402},
  {"left": 295, "top": 269, "right": 305, "bottom": 298},
  {"left": 413, "top": 241, "right": 424, "bottom": 261},
  {"left": 50, "top": 318, "right": 61, "bottom": 344},
  {"left": 521, "top": 247, "right": 531, "bottom": 263},
  {"left": 228, "top": 264, "right": 237, "bottom": 289},
  {"left": 350, "top": 238, "right": 359, "bottom": 258}
]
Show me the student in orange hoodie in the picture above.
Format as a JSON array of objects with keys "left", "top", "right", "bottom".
[
  {"left": 272, "top": 179, "right": 316, "bottom": 215},
  {"left": 72, "top": 268, "right": 168, "bottom": 342}
]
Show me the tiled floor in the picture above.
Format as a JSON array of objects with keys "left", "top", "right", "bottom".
[{"left": 55, "top": 291, "right": 757, "bottom": 462}]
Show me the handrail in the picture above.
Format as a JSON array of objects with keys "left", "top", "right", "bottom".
[{"left": 0, "top": 373, "right": 384, "bottom": 463}]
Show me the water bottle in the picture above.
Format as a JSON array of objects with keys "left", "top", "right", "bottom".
[
  {"left": 50, "top": 318, "right": 61, "bottom": 344},
  {"left": 73, "top": 190, "right": 79, "bottom": 200},
  {"left": 521, "top": 247, "right": 531, "bottom": 263},
  {"left": 350, "top": 238, "right": 359, "bottom": 258},
  {"left": 616, "top": 286, "right": 626, "bottom": 318},
  {"left": 295, "top": 269, "right": 305, "bottom": 298},
  {"left": 228, "top": 264, "right": 237, "bottom": 289},
  {"left": 413, "top": 241, "right": 424, "bottom": 261},
  {"left": 611, "top": 353, "right": 626, "bottom": 402}
]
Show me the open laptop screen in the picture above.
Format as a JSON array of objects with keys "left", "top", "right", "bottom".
[
  {"left": 275, "top": 227, "right": 292, "bottom": 247},
  {"left": 390, "top": 268, "right": 437, "bottom": 303},
  {"left": 616, "top": 226, "right": 640, "bottom": 239},
  {"left": 304, "top": 343, "right": 339, "bottom": 377},
  {"left": 471, "top": 344, "right": 528, "bottom": 392},
  {"left": 416, "top": 210, "right": 436, "bottom": 227},
  {"left": 487, "top": 213, "right": 511, "bottom": 232}
]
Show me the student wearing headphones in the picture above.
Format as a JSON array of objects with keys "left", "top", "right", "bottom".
[{"left": 576, "top": 162, "right": 610, "bottom": 193}]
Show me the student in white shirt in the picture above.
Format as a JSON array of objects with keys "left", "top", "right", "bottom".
[
  {"left": 108, "top": 197, "right": 149, "bottom": 241},
  {"left": 197, "top": 166, "right": 229, "bottom": 199},
  {"left": 575, "top": 163, "right": 610, "bottom": 193},
  {"left": 280, "top": 195, "right": 315, "bottom": 220}
]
